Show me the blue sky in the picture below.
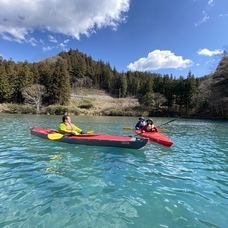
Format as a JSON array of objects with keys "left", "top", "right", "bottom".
[{"left": 0, "top": 0, "right": 227, "bottom": 78}]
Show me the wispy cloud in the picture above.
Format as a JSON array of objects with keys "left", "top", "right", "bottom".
[
  {"left": 195, "top": 11, "right": 209, "bottom": 26},
  {"left": 195, "top": 0, "right": 215, "bottom": 26},
  {"left": 58, "top": 39, "right": 70, "bottom": 50},
  {"left": 208, "top": 0, "right": 214, "bottom": 6},
  {"left": 42, "top": 39, "right": 70, "bottom": 52},
  {"left": 127, "top": 50, "right": 193, "bottom": 71},
  {"left": 27, "top": 37, "right": 38, "bottom": 46},
  {"left": 39, "top": 39, "right": 45, "bottom": 45},
  {"left": 63, "top": 39, "right": 70, "bottom": 44},
  {"left": 197, "top": 48, "right": 223, "bottom": 56},
  {"left": 43, "top": 46, "right": 54, "bottom": 52},
  {"left": 219, "top": 13, "right": 228, "bottom": 17},
  {"left": 48, "top": 35, "right": 58, "bottom": 43}
]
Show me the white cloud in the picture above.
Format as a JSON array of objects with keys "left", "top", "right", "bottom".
[
  {"left": 48, "top": 35, "right": 58, "bottom": 43},
  {"left": 27, "top": 37, "right": 38, "bottom": 46},
  {"left": 195, "top": 0, "right": 215, "bottom": 26},
  {"left": 197, "top": 48, "right": 223, "bottom": 56},
  {"left": 195, "top": 11, "right": 209, "bottom": 26},
  {"left": 39, "top": 39, "right": 45, "bottom": 45},
  {"left": 43, "top": 46, "right": 53, "bottom": 52},
  {"left": 0, "top": 0, "right": 130, "bottom": 43},
  {"left": 208, "top": 0, "right": 214, "bottom": 6},
  {"left": 58, "top": 42, "right": 68, "bottom": 51},
  {"left": 43, "top": 38, "right": 70, "bottom": 52},
  {"left": 63, "top": 39, "right": 70, "bottom": 44},
  {"left": 127, "top": 50, "right": 193, "bottom": 71},
  {"left": 219, "top": 13, "right": 228, "bottom": 17}
]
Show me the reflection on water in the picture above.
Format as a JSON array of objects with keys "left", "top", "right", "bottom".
[{"left": 0, "top": 114, "right": 227, "bottom": 227}]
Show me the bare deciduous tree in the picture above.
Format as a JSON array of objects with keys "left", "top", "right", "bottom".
[
  {"left": 22, "top": 84, "right": 46, "bottom": 111},
  {"left": 154, "top": 93, "right": 167, "bottom": 109}
]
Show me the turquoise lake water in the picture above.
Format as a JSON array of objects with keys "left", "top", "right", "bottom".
[{"left": 0, "top": 114, "right": 227, "bottom": 228}]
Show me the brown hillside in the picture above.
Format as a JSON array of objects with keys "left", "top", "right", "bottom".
[{"left": 70, "top": 89, "right": 148, "bottom": 116}]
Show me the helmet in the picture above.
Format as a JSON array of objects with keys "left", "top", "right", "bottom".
[
  {"left": 139, "top": 117, "right": 145, "bottom": 120},
  {"left": 147, "top": 118, "right": 153, "bottom": 123}
]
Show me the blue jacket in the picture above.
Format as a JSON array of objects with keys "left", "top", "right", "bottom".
[{"left": 135, "top": 120, "right": 146, "bottom": 129}]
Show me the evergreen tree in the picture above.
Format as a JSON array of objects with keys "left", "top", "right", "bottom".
[
  {"left": 0, "top": 59, "right": 12, "bottom": 102},
  {"left": 75, "top": 57, "right": 86, "bottom": 78},
  {"left": 5, "top": 59, "right": 18, "bottom": 102},
  {"left": 13, "top": 61, "right": 33, "bottom": 103},
  {"left": 49, "top": 60, "right": 71, "bottom": 105},
  {"left": 184, "top": 71, "right": 197, "bottom": 110},
  {"left": 118, "top": 73, "right": 128, "bottom": 98},
  {"left": 102, "top": 66, "right": 113, "bottom": 91},
  {"left": 138, "top": 76, "right": 153, "bottom": 95},
  {"left": 31, "top": 63, "right": 40, "bottom": 84}
]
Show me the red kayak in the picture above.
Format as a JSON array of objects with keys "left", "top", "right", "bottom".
[
  {"left": 31, "top": 127, "right": 148, "bottom": 149},
  {"left": 135, "top": 129, "right": 173, "bottom": 147}
]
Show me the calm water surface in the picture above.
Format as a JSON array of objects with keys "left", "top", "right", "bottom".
[{"left": 0, "top": 114, "right": 227, "bottom": 228}]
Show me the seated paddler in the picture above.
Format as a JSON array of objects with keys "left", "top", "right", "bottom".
[
  {"left": 141, "top": 118, "right": 157, "bottom": 132},
  {"left": 58, "top": 115, "right": 86, "bottom": 135}
]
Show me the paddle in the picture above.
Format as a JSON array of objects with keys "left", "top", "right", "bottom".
[
  {"left": 47, "top": 131, "right": 94, "bottom": 140},
  {"left": 157, "top": 119, "right": 176, "bottom": 127},
  {"left": 123, "top": 127, "right": 133, "bottom": 130}
]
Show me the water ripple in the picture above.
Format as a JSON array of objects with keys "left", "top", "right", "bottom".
[{"left": 0, "top": 115, "right": 228, "bottom": 227}]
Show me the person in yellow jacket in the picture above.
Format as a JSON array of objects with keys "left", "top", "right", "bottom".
[{"left": 58, "top": 115, "right": 86, "bottom": 135}]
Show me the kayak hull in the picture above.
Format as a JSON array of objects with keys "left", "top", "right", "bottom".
[
  {"left": 135, "top": 129, "right": 173, "bottom": 147},
  {"left": 31, "top": 127, "right": 148, "bottom": 149}
]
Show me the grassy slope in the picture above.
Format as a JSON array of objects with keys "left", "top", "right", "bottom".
[{"left": 70, "top": 89, "right": 146, "bottom": 116}]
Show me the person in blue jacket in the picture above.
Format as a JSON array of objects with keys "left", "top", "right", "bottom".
[{"left": 135, "top": 117, "right": 146, "bottom": 130}]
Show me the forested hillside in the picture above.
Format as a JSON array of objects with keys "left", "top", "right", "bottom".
[
  {"left": 195, "top": 54, "right": 228, "bottom": 119},
  {"left": 0, "top": 49, "right": 227, "bottom": 119}
]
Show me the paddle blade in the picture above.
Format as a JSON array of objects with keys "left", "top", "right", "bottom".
[
  {"left": 87, "top": 130, "right": 94, "bottom": 134},
  {"left": 159, "top": 128, "right": 167, "bottom": 131},
  {"left": 47, "top": 133, "right": 63, "bottom": 140},
  {"left": 123, "top": 127, "right": 133, "bottom": 130}
]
